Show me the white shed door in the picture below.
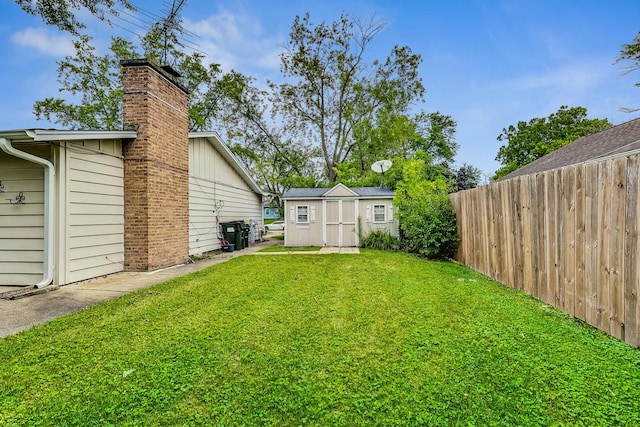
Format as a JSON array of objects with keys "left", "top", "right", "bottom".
[{"left": 323, "top": 200, "right": 357, "bottom": 247}]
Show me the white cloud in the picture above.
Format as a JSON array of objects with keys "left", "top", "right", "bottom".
[
  {"left": 183, "top": 9, "right": 283, "bottom": 77},
  {"left": 502, "top": 59, "right": 610, "bottom": 95},
  {"left": 10, "top": 28, "right": 75, "bottom": 57}
]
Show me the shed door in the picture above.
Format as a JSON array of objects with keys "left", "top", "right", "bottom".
[{"left": 323, "top": 199, "right": 357, "bottom": 247}]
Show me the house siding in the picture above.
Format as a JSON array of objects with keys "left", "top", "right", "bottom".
[
  {"left": 63, "top": 140, "right": 125, "bottom": 283},
  {"left": 0, "top": 146, "right": 47, "bottom": 286},
  {"left": 189, "top": 138, "right": 262, "bottom": 255}
]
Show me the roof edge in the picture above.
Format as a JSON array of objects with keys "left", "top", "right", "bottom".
[{"left": 0, "top": 129, "right": 138, "bottom": 142}]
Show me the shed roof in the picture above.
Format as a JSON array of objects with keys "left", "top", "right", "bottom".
[
  {"left": 500, "top": 116, "right": 640, "bottom": 180},
  {"left": 283, "top": 185, "right": 394, "bottom": 199}
]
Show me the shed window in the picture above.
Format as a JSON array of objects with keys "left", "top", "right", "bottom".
[
  {"left": 297, "top": 205, "right": 309, "bottom": 223},
  {"left": 373, "top": 204, "right": 386, "bottom": 222}
]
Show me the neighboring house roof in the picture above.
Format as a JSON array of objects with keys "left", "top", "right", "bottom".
[
  {"left": 283, "top": 185, "right": 395, "bottom": 199},
  {"left": 189, "top": 131, "right": 264, "bottom": 195},
  {"left": 500, "top": 117, "right": 640, "bottom": 180}
]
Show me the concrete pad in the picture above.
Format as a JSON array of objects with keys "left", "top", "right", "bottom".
[
  {"left": 337, "top": 247, "right": 360, "bottom": 254},
  {"left": 318, "top": 247, "right": 360, "bottom": 254}
]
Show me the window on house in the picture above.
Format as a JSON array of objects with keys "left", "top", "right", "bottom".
[
  {"left": 374, "top": 204, "right": 386, "bottom": 222},
  {"left": 297, "top": 205, "right": 309, "bottom": 223}
]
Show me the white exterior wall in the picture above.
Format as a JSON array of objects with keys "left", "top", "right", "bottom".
[
  {"left": 56, "top": 140, "right": 125, "bottom": 285},
  {"left": 189, "top": 138, "right": 262, "bottom": 255},
  {"left": 0, "top": 146, "right": 47, "bottom": 286}
]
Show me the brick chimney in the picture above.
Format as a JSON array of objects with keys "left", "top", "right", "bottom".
[{"left": 121, "top": 59, "right": 189, "bottom": 271}]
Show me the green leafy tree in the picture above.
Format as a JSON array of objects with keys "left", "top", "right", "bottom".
[
  {"left": 273, "top": 13, "right": 425, "bottom": 182},
  {"left": 453, "top": 163, "right": 482, "bottom": 192},
  {"left": 394, "top": 156, "right": 459, "bottom": 259},
  {"left": 14, "top": 0, "right": 133, "bottom": 35},
  {"left": 493, "top": 106, "right": 612, "bottom": 180},
  {"left": 617, "top": 30, "right": 640, "bottom": 112},
  {"left": 336, "top": 111, "right": 459, "bottom": 189},
  {"left": 33, "top": 28, "right": 227, "bottom": 131},
  {"left": 33, "top": 35, "right": 136, "bottom": 129},
  {"left": 216, "top": 71, "right": 321, "bottom": 207}
]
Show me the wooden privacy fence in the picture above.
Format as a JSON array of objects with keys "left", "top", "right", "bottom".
[{"left": 449, "top": 154, "right": 640, "bottom": 347}]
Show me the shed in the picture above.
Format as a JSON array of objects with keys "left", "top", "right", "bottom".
[{"left": 282, "top": 184, "right": 398, "bottom": 247}]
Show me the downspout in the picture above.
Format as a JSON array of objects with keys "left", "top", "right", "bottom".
[{"left": 0, "top": 138, "right": 55, "bottom": 289}]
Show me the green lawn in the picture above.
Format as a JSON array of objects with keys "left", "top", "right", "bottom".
[{"left": 2, "top": 251, "right": 640, "bottom": 425}]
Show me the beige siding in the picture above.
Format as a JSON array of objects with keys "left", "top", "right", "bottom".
[
  {"left": 62, "top": 140, "right": 125, "bottom": 284},
  {"left": 284, "top": 200, "right": 324, "bottom": 247},
  {"left": 323, "top": 184, "right": 358, "bottom": 197},
  {"left": 358, "top": 198, "right": 399, "bottom": 238},
  {"left": 0, "top": 147, "right": 48, "bottom": 286},
  {"left": 189, "top": 138, "right": 262, "bottom": 255}
]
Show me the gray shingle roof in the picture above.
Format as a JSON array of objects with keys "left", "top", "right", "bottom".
[
  {"left": 500, "top": 117, "right": 640, "bottom": 180},
  {"left": 283, "top": 188, "right": 327, "bottom": 198},
  {"left": 283, "top": 186, "right": 394, "bottom": 199}
]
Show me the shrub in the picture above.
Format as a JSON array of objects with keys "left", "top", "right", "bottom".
[
  {"left": 360, "top": 230, "right": 400, "bottom": 251},
  {"left": 394, "top": 160, "right": 459, "bottom": 259}
]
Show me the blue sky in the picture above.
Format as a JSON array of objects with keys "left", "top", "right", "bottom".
[{"left": 0, "top": 0, "right": 638, "bottom": 177}]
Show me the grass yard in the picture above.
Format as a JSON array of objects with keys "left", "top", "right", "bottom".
[{"left": 2, "top": 251, "right": 640, "bottom": 425}]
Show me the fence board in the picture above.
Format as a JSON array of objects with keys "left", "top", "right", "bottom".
[
  {"left": 544, "top": 170, "right": 557, "bottom": 305},
  {"left": 493, "top": 183, "right": 504, "bottom": 283},
  {"left": 536, "top": 172, "right": 548, "bottom": 302},
  {"left": 502, "top": 180, "right": 514, "bottom": 288},
  {"left": 624, "top": 156, "right": 640, "bottom": 347},
  {"left": 555, "top": 169, "right": 565, "bottom": 310},
  {"left": 513, "top": 178, "right": 524, "bottom": 290},
  {"left": 481, "top": 185, "right": 491, "bottom": 277},
  {"left": 487, "top": 185, "right": 497, "bottom": 280},
  {"left": 521, "top": 175, "right": 533, "bottom": 296},
  {"left": 564, "top": 166, "right": 576, "bottom": 316},
  {"left": 610, "top": 158, "right": 627, "bottom": 339},
  {"left": 575, "top": 164, "right": 586, "bottom": 321},
  {"left": 584, "top": 162, "right": 599, "bottom": 326},
  {"left": 597, "top": 161, "right": 612, "bottom": 334},
  {"left": 529, "top": 174, "right": 540, "bottom": 299}
]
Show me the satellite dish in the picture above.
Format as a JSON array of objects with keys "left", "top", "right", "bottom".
[
  {"left": 371, "top": 159, "right": 392, "bottom": 173},
  {"left": 371, "top": 160, "right": 392, "bottom": 188}
]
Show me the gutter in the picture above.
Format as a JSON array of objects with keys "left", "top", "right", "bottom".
[{"left": 0, "top": 138, "right": 55, "bottom": 289}]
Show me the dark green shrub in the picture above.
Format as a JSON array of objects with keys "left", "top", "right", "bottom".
[
  {"left": 394, "top": 161, "right": 459, "bottom": 259},
  {"left": 360, "top": 231, "right": 400, "bottom": 251}
]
